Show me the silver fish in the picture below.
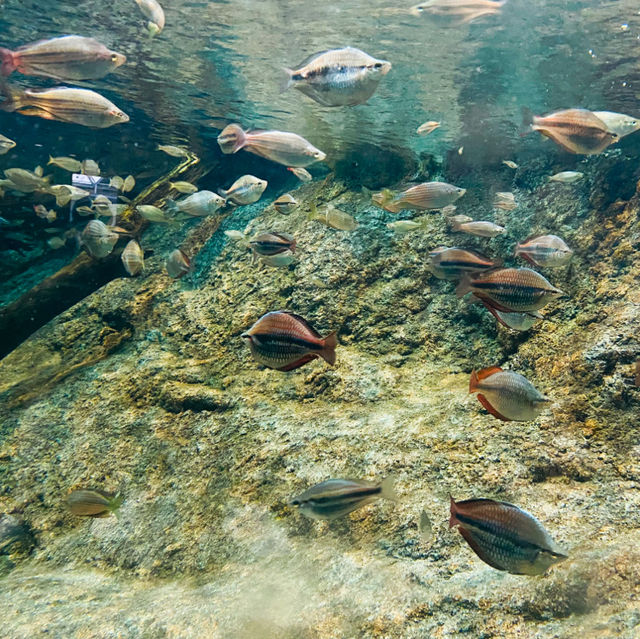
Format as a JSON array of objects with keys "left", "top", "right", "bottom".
[
  {"left": 81, "top": 219, "right": 118, "bottom": 258},
  {"left": 219, "top": 175, "right": 267, "bottom": 205},
  {"left": 166, "top": 190, "right": 225, "bottom": 217},
  {"left": 549, "top": 171, "right": 583, "bottom": 183},
  {"left": 274, "top": 193, "right": 298, "bottom": 214},
  {"left": 0, "top": 134, "right": 16, "bottom": 155},
  {"left": 165, "top": 248, "right": 191, "bottom": 279},
  {"left": 451, "top": 219, "right": 505, "bottom": 237},
  {"left": 592, "top": 111, "right": 640, "bottom": 140},
  {"left": 121, "top": 239, "right": 144, "bottom": 276}
]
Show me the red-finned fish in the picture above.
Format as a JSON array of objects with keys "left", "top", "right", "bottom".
[
  {"left": 522, "top": 108, "right": 618, "bottom": 155},
  {"left": 249, "top": 232, "right": 296, "bottom": 256},
  {"left": 0, "top": 84, "right": 129, "bottom": 128},
  {"left": 456, "top": 267, "right": 563, "bottom": 312},
  {"left": 469, "top": 366, "right": 551, "bottom": 421},
  {"left": 514, "top": 234, "right": 573, "bottom": 268},
  {"left": 372, "top": 181, "right": 466, "bottom": 213},
  {"left": 288, "top": 167, "right": 312, "bottom": 182},
  {"left": 242, "top": 310, "right": 337, "bottom": 371},
  {"left": 0, "top": 35, "right": 126, "bottom": 80},
  {"left": 470, "top": 295, "right": 542, "bottom": 331},
  {"left": 282, "top": 47, "right": 391, "bottom": 107},
  {"left": 428, "top": 247, "right": 501, "bottom": 280},
  {"left": 217, "top": 124, "right": 326, "bottom": 168},
  {"left": 290, "top": 477, "right": 396, "bottom": 520},
  {"left": 411, "top": 1, "right": 508, "bottom": 24},
  {"left": 450, "top": 497, "right": 567, "bottom": 575}
]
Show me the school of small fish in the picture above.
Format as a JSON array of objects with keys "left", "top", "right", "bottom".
[{"left": 6, "top": 0, "right": 640, "bottom": 584}]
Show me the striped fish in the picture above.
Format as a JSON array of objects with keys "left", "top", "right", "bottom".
[
  {"left": 411, "top": 1, "right": 508, "bottom": 24},
  {"left": 67, "top": 488, "right": 123, "bottom": 518},
  {"left": 514, "top": 234, "right": 573, "bottom": 268},
  {"left": 472, "top": 295, "right": 542, "bottom": 331},
  {"left": 242, "top": 311, "right": 336, "bottom": 371},
  {"left": 455, "top": 267, "right": 563, "bottom": 312},
  {"left": 450, "top": 497, "right": 567, "bottom": 575},
  {"left": 372, "top": 181, "right": 466, "bottom": 213},
  {"left": 290, "top": 477, "right": 396, "bottom": 520},
  {"left": 428, "top": 247, "right": 501, "bottom": 280},
  {"left": 469, "top": 366, "right": 550, "bottom": 421},
  {"left": 249, "top": 232, "right": 296, "bottom": 256}
]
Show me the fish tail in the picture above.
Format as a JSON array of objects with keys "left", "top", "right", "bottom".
[
  {"left": 469, "top": 369, "right": 480, "bottom": 393},
  {"left": 217, "top": 188, "right": 228, "bottom": 199},
  {"left": 455, "top": 274, "right": 472, "bottom": 298},
  {"left": 371, "top": 189, "right": 399, "bottom": 213},
  {"left": 221, "top": 124, "right": 247, "bottom": 154},
  {"left": 279, "top": 67, "right": 294, "bottom": 94},
  {"left": 380, "top": 476, "right": 398, "bottom": 502},
  {"left": 520, "top": 106, "right": 535, "bottom": 136},
  {"left": 449, "top": 496, "right": 459, "bottom": 528},
  {"left": 320, "top": 331, "right": 337, "bottom": 365},
  {"left": 165, "top": 198, "right": 178, "bottom": 215},
  {"left": 108, "top": 493, "right": 124, "bottom": 515},
  {"left": 0, "top": 48, "right": 16, "bottom": 76},
  {"left": 0, "top": 81, "right": 22, "bottom": 112}
]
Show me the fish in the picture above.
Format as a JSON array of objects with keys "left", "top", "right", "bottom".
[
  {"left": 592, "top": 111, "right": 640, "bottom": 140},
  {"left": 282, "top": 47, "right": 391, "bottom": 107},
  {"left": 493, "top": 191, "right": 516, "bottom": 211},
  {"left": 514, "top": 234, "right": 573, "bottom": 268},
  {"left": 81, "top": 158, "right": 100, "bottom": 176},
  {"left": 75, "top": 205, "right": 95, "bottom": 216},
  {"left": 258, "top": 251, "right": 296, "bottom": 268},
  {"left": 123, "top": 175, "right": 135, "bottom": 193},
  {"left": 67, "top": 488, "right": 123, "bottom": 518},
  {"left": 110, "top": 175, "right": 125, "bottom": 190},
  {"left": 428, "top": 247, "right": 502, "bottom": 280},
  {"left": 0, "top": 35, "right": 126, "bottom": 81},
  {"left": 469, "top": 366, "right": 551, "bottom": 421},
  {"left": 290, "top": 477, "right": 396, "bottom": 520},
  {"left": 441, "top": 205, "right": 459, "bottom": 217},
  {"left": 169, "top": 181, "right": 198, "bottom": 194},
  {"left": 549, "top": 171, "right": 583, "bottom": 183},
  {"left": 135, "top": 0, "right": 166, "bottom": 35},
  {"left": 419, "top": 509, "right": 433, "bottom": 540},
  {"left": 242, "top": 310, "right": 337, "bottom": 371},
  {"left": 411, "top": 0, "right": 508, "bottom": 24},
  {"left": 0, "top": 84, "right": 129, "bottom": 128},
  {"left": 121, "top": 239, "right": 144, "bottom": 276},
  {"left": 417, "top": 120, "right": 440, "bottom": 136},
  {"left": 4, "top": 168, "right": 49, "bottom": 192},
  {"left": 34, "top": 165, "right": 44, "bottom": 177},
  {"left": 469, "top": 294, "right": 543, "bottom": 331},
  {"left": 158, "top": 144, "right": 189, "bottom": 158},
  {"left": 523, "top": 108, "right": 618, "bottom": 155},
  {"left": 91, "top": 194, "right": 115, "bottom": 217},
  {"left": 47, "top": 236, "right": 66, "bottom": 249},
  {"left": 0, "top": 133, "right": 16, "bottom": 155},
  {"left": 249, "top": 232, "right": 296, "bottom": 256},
  {"left": 502, "top": 160, "right": 518, "bottom": 169},
  {"left": 308, "top": 203, "right": 358, "bottom": 231},
  {"left": 387, "top": 219, "right": 426, "bottom": 234},
  {"left": 288, "top": 167, "right": 313, "bottom": 182},
  {"left": 456, "top": 267, "right": 563, "bottom": 312},
  {"left": 166, "top": 190, "right": 225, "bottom": 217},
  {"left": 224, "top": 230, "right": 248, "bottom": 242},
  {"left": 166, "top": 248, "right": 191, "bottom": 279},
  {"left": 33, "top": 204, "right": 56, "bottom": 222},
  {"left": 274, "top": 193, "right": 298, "bottom": 214},
  {"left": 48, "top": 184, "right": 90, "bottom": 206},
  {"left": 218, "top": 124, "right": 326, "bottom": 167},
  {"left": 450, "top": 497, "right": 567, "bottom": 575},
  {"left": 81, "top": 219, "right": 119, "bottom": 258},
  {"left": 219, "top": 175, "right": 268, "bottom": 205},
  {"left": 450, "top": 219, "right": 505, "bottom": 237},
  {"left": 372, "top": 182, "right": 466, "bottom": 213},
  {"left": 136, "top": 204, "right": 175, "bottom": 224},
  {"left": 47, "top": 155, "right": 82, "bottom": 172}
]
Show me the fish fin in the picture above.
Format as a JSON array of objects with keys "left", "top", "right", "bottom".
[
  {"left": 320, "top": 331, "right": 337, "bottom": 365},
  {"left": 34, "top": 165, "right": 43, "bottom": 177},
  {"left": 530, "top": 310, "right": 544, "bottom": 319},
  {"left": 479, "top": 300, "right": 511, "bottom": 328},
  {"left": 218, "top": 188, "right": 228, "bottom": 199},
  {"left": 0, "top": 82, "right": 21, "bottom": 111},
  {"left": 518, "top": 252, "right": 539, "bottom": 267},
  {"left": 477, "top": 393, "right": 511, "bottom": 421},
  {"left": 108, "top": 493, "right": 124, "bottom": 515},
  {"left": 279, "top": 67, "right": 294, "bottom": 94},
  {"left": 380, "top": 476, "right": 398, "bottom": 502},
  {"left": 457, "top": 526, "right": 505, "bottom": 571},
  {"left": 165, "top": 199, "right": 178, "bottom": 215},
  {"left": 455, "top": 274, "right": 472, "bottom": 298},
  {"left": 449, "top": 496, "right": 459, "bottom": 528},
  {"left": 0, "top": 49, "right": 15, "bottom": 76},
  {"left": 277, "top": 353, "right": 318, "bottom": 372},
  {"left": 520, "top": 107, "right": 535, "bottom": 136},
  {"left": 469, "top": 366, "right": 502, "bottom": 393}
]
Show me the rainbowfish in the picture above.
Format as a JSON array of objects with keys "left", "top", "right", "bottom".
[
  {"left": 469, "top": 295, "right": 543, "bottom": 331},
  {"left": 81, "top": 158, "right": 100, "bottom": 176},
  {"left": 450, "top": 219, "right": 505, "bottom": 237},
  {"left": 249, "top": 232, "right": 296, "bottom": 256},
  {"left": 67, "top": 488, "right": 123, "bottom": 518},
  {"left": 33, "top": 204, "right": 56, "bottom": 222},
  {"left": 428, "top": 247, "right": 501, "bottom": 280},
  {"left": 259, "top": 252, "right": 296, "bottom": 268},
  {"left": 288, "top": 167, "right": 312, "bottom": 182},
  {"left": 592, "top": 111, "right": 640, "bottom": 140},
  {"left": 450, "top": 497, "right": 567, "bottom": 575},
  {"left": 411, "top": 0, "right": 508, "bottom": 24},
  {"left": 274, "top": 193, "right": 298, "bottom": 214},
  {"left": 242, "top": 310, "right": 337, "bottom": 371},
  {"left": 469, "top": 366, "right": 551, "bottom": 421},
  {"left": 387, "top": 219, "right": 426, "bottom": 234},
  {"left": 290, "top": 477, "right": 396, "bottom": 520},
  {"left": 166, "top": 248, "right": 191, "bottom": 279},
  {"left": 219, "top": 175, "right": 267, "bottom": 205},
  {"left": 135, "top": 0, "right": 166, "bottom": 35},
  {"left": 0, "top": 134, "right": 16, "bottom": 155},
  {"left": 48, "top": 155, "right": 81, "bottom": 172},
  {"left": 81, "top": 219, "right": 118, "bottom": 258},
  {"left": 502, "top": 160, "right": 517, "bottom": 169},
  {"left": 493, "top": 191, "right": 516, "bottom": 211},
  {"left": 218, "top": 124, "right": 326, "bottom": 167},
  {"left": 308, "top": 203, "right": 358, "bottom": 231},
  {"left": 137, "top": 204, "right": 175, "bottom": 224},
  {"left": 0, "top": 35, "right": 126, "bottom": 81},
  {"left": 282, "top": 47, "right": 391, "bottom": 107},
  {"left": 372, "top": 182, "right": 466, "bottom": 213},
  {"left": 417, "top": 120, "right": 441, "bottom": 136},
  {"left": 166, "top": 190, "right": 225, "bottom": 217},
  {"left": 169, "top": 181, "right": 198, "bottom": 194},
  {"left": 0, "top": 84, "right": 129, "bottom": 128},
  {"left": 121, "top": 239, "right": 144, "bottom": 276},
  {"left": 110, "top": 175, "right": 125, "bottom": 190},
  {"left": 514, "top": 234, "right": 573, "bottom": 267},
  {"left": 549, "top": 171, "right": 583, "bottom": 183},
  {"left": 158, "top": 144, "right": 189, "bottom": 158},
  {"left": 456, "top": 267, "right": 563, "bottom": 312},
  {"left": 523, "top": 108, "right": 617, "bottom": 155}
]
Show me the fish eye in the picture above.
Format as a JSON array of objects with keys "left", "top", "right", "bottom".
[
  {"left": 374, "top": 62, "right": 382, "bottom": 69},
  {"left": 290, "top": 499, "right": 300, "bottom": 506},
  {"left": 111, "top": 54, "right": 119, "bottom": 62}
]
